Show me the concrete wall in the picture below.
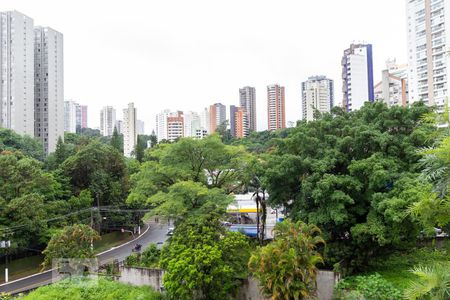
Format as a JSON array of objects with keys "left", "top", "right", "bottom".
[
  {"left": 118, "top": 266, "right": 164, "bottom": 292},
  {"left": 118, "top": 267, "right": 339, "bottom": 300}
]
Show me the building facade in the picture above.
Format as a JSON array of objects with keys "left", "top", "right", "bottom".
[
  {"left": 374, "top": 59, "right": 409, "bottom": 107},
  {"left": 34, "top": 26, "right": 64, "bottom": 154},
  {"left": 267, "top": 84, "right": 286, "bottom": 131},
  {"left": 156, "top": 109, "right": 170, "bottom": 142},
  {"left": 407, "top": 0, "right": 450, "bottom": 107},
  {"left": 167, "top": 111, "right": 184, "bottom": 142},
  {"left": 301, "top": 76, "right": 334, "bottom": 121},
  {"left": 123, "top": 102, "right": 137, "bottom": 157},
  {"left": 0, "top": 11, "right": 34, "bottom": 136},
  {"left": 100, "top": 106, "right": 116, "bottom": 136},
  {"left": 341, "top": 43, "right": 374, "bottom": 111},
  {"left": 239, "top": 86, "right": 256, "bottom": 132},
  {"left": 209, "top": 103, "right": 226, "bottom": 133},
  {"left": 64, "top": 100, "right": 78, "bottom": 133},
  {"left": 77, "top": 105, "right": 88, "bottom": 130}
]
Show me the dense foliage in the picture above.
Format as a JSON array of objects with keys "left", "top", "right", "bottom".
[
  {"left": 335, "top": 273, "right": 402, "bottom": 300},
  {"left": 125, "top": 243, "right": 161, "bottom": 268},
  {"left": 42, "top": 224, "right": 100, "bottom": 268},
  {"left": 19, "top": 278, "right": 166, "bottom": 300},
  {"left": 249, "top": 220, "right": 325, "bottom": 300},
  {"left": 262, "top": 102, "right": 435, "bottom": 270},
  {"left": 160, "top": 215, "right": 251, "bottom": 300}
]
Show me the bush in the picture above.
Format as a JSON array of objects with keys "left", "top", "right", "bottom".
[
  {"left": 19, "top": 278, "right": 166, "bottom": 300},
  {"left": 334, "top": 273, "right": 402, "bottom": 300}
]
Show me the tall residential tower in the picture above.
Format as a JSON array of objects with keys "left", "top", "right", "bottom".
[
  {"left": 123, "top": 103, "right": 137, "bottom": 157},
  {"left": 0, "top": 11, "right": 34, "bottom": 136},
  {"left": 267, "top": 84, "right": 285, "bottom": 131},
  {"left": 341, "top": 43, "right": 374, "bottom": 111},
  {"left": 34, "top": 26, "right": 64, "bottom": 154},
  {"left": 407, "top": 0, "right": 450, "bottom": 106},
  {"left": 100, "top": 106, "right": 116, "bottom": 136},
  {"left": 301, "top": 76, "right": 334, "bottom": 121},
  {"left": 209, "top": 103, "right": 226, "bottom": 133},
  {"left": 239, "top": 86, "right": 256, "bottom": 132}
]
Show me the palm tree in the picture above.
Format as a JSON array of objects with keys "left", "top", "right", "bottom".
[
  {"left": 248, "top": 219, "right": 325, "bottom": 300},
  {"left": 404, "top": 263, "right": 450, "bottom": 299},
  {"left": 419, "top": 136, "right": 450, "bottom": 197}
]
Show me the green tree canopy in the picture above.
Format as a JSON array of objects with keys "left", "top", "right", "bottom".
[
  {"left": 42, "top": 224, "right": 100, "bottom": 268},
  {"left": 262, "top": 102, "right": 434, "bottom": 270},
  {"left": 61, "top": 141, "right": 129, "bottom": 207},
  {"left": 160, "top": 215, "right": 250, "bottom": 300}
]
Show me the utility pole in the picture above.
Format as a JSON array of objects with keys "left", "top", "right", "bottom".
[
  {"left": 1, "top": 240, "right": 11, "bottom": 283},
  {"left": 90, "top": 208, "right": 94, "bottom": 251}
]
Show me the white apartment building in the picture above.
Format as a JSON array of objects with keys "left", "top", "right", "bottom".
[
  {"left": 34, "top": 27, "right": 64, "bottom": 154},
  {"left": 407, "top": 0, "right": 450, "bottom": 107},
  {"left": 267, "top": 84, "right": 285, "bottom": 131},
  {"left": 184, "top": 111, "right": 207, "bottom": 137},
  {"left": 123, "top": 102, "right": 137, "bottom": 157},
  {"left": 301, "top": 76, "right": 334, "bottom": 121},
  {"left": 239, "top": 86, "right": 257, "bottom": 132},
  {"left": 64, "top": 100, "right": 78, "bottom": 133},
  {"left": 0, "top": 11, "right": 34, "bottom": 136},
  {"left": 156, "top": 109, "right": 170, "bottom": 142},
  {"left": 374, "top": 59, "right": 409, "bottom": 107},
  {"left": 341, "top": 43, "right": 374, "bottom": 112},
  {"left": 100, "top": 106, "right": 116, "bottom": 136}
]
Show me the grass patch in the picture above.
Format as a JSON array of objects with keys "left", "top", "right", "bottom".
[
  {"left": 94, "top": 231, "right": 134, "bottom": 254},
  {"left": 365, "top": 240, "right": 450, "bottom": 291},
  {"left": 0, "top": 255, "right": 44, "bottom": 284},
  {"left": 19, "top": 278, "right": 166, "bottom": 300}
]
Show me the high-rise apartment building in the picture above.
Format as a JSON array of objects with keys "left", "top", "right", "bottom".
[
  {"left": 167, "top": 111, "right": 184, "bottom": 142},
  {"left": 239, "top": 86, "right": 256, "bottom": 132},
  {"left": 100, "top": 106, "right": 116, "bottom": 136},
  {"left": 229, "top": 105, "right": 237, "bottom": 137},
  {"left": 183, "top": 111, "right": 203, "bottom": 137},
  {"left": 374, "top": 59, "right": 409, "bottom": 107},
  {"left": 209, "top": 103, "right": 226, "bottom": 133},
  {"left": 407, "top": 0, "right": 449, "bottom": 107},
  {"left": 64, "top": 100, "right": 78, "bottom": 133},
  {"left": 267, "top": 84, "right": 286, "bottom": 131},
  {"left": 123, "top": 103, "right": 137, "bottom": 157},
  {"left": 34, "top": 26, "right": 64, "bottom": 154},
  {"left": 234, "top": 107, "right": 249, "bottom": 138},
  {"left": 0, "top": 11, "right": 34, "bottom": 136},
  {"left": 341, "top": 43, "right": 374, "bottom": 112},
  {"left": 230, "top": 105, "right": 249, "bottom": 138},
  {"left": 77, "top": 105, "right": 88, "bottom": 130},
  {"left": 200, "top": 107, "right": 210, "bottom": 134},
  {"left": 301, "top": 76, "right": 334, "bottom": 121},
  {"left": 156, "top": 109, "right": 170, "bottom": 142}
]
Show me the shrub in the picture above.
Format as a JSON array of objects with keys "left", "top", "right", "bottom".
[{"left": 334, "top": 273, "right": 402, "bottom": 300}]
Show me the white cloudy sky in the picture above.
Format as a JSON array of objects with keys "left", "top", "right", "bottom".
[{"left": 3, "top": 0, "right": 407, "bottom": 133}]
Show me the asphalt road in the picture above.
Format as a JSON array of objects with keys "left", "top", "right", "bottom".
[{"left": 0, "top": 223, "right": 168, "bottom": 295}]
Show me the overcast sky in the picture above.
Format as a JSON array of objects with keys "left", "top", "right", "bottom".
[{"left": 3, "top": 0, "right": 407, "bottom": 133}]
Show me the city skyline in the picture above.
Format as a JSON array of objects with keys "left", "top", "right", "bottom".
[{"left": 1, "top": 0, "right": 407, "bottom": 132}]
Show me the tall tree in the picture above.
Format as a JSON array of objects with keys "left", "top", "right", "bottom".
[
  {"left": 134, "top": 135, "right": 145, "bottom": 162},
  {"left": 262, "top": 102, "right": 434, "bottom": 270},
  {"left": 110, "top": 126, "right": 123, "bottom": 153},
  {"left": 160, "top": 215, "right": 250, "bottom": 300},
  {"left": 42, "top": 224, "right": 100, "bottom": 268}
]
